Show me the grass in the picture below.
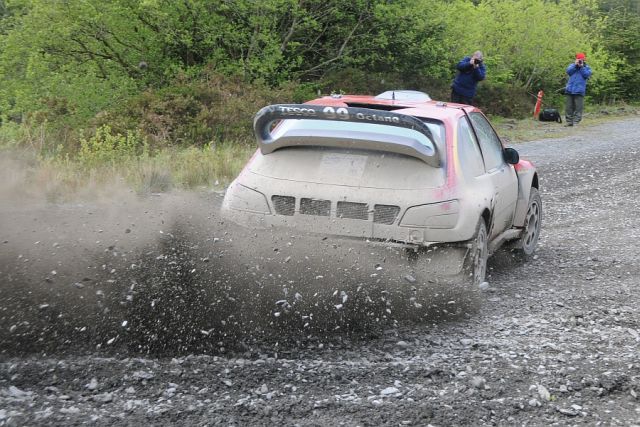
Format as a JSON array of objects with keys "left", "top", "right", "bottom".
[
  {"left": 132, "top": 143, "right": 255, "bottom": 191},
  {"left": 2, "top": 102, "right": 638, "bottom": 202},
  {"left": 491, "top": 103, "right": 640, "bottom": 144},
  {"left": 1, "top": 141, "right": 255, "bottom": 202}
]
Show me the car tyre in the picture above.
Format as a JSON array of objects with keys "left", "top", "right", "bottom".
[
  {"left": 469, "top": 219, "right": 488, "bottom": 287},
  {"left": 515, "top": 187, "right": 542, "bottom": 258}
]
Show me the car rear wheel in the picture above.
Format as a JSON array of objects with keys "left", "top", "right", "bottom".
[
  {"left": 469, "top": 219, "right": 488, "bottom": 287},
  {"left": 516, "top": 187, "right": 542, "bottom": 257}
]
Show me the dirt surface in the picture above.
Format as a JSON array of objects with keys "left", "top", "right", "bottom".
[{"left": 1, "top": 118, "right": 640, "bottom": 426}]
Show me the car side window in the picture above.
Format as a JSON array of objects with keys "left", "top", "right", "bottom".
[
  {"left": 469, "top": 113, "right": 504, "bottom": 171},
  {"left": 457, "top": 117, "right": 485, "bottom": 178}
]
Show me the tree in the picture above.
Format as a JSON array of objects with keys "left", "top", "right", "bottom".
[{"left": 589, "top": 0, "right": 640, "bottom": 100}]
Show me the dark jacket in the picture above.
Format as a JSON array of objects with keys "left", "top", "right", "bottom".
[
  {"left": 451, "top": 56, "right": 486, "bottom": 98},
  {"left": 565, "top": 63, "right": 592, "bottom": 95}
]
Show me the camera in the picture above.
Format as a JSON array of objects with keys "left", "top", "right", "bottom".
[
  {"left": 474, "top": 58, "right": 483, "bottom": 65},
  {"left": 578, "top": 59, "right": 584, "bottom": 66}
]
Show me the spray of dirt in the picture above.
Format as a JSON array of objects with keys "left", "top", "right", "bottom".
[{"left": 0, "top": 155, "right": 480, "bottom": 357}]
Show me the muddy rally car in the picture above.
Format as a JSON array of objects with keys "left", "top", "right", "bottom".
[{"left": 221, "top": 90, "right": 541, "bottom": 287}]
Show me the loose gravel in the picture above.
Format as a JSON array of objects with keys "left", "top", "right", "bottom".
[{"left": 1, "top": 118, "right": 640, "bottom": 426}]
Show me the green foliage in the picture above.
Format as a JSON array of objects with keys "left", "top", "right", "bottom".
[
  {"left": 78, "top": 125, "right": 146, "bottom": 168},
  {"left": 93, "top": 71, "right": 306, "bottom": 148},
  {"left": 475, "top": 83, "right": 534, "bottom": 118},
  {"left": 436, "top": 0, "right": 597, "bottom": 92},
  {"left": 1, "top": 0, "right": 639, "bottom": 176},
  {"left": 0, "top": 0, "right": 143, "bottom": 124},
  {"left": 344, "top": 0, "right": 450, "bottom": 81},
  {"left": 580, "top": 0, "right": 640, "bottom": 100}
]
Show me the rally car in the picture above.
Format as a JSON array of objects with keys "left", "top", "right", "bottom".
[{"left": 221, "top": 90, "right": 541, "bottom": 286}]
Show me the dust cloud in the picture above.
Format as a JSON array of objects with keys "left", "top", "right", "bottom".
[{"left": 0, "top": 156, "right": 478, "bottom": 356}]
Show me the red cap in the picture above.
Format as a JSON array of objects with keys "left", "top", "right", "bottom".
[{"left": 576, "top": 53, "right": 586, "bottom": 60}]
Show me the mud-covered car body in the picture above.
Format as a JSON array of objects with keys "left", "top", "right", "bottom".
[{"left": 221, "top": 91, "right": 540, "bottom": 283}]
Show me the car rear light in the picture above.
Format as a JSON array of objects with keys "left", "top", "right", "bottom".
[
  {"left": 400, "top": 200, "right": 460, "bottom": 229},
  {"left": 225, "top": 183, "right": 271, "bottom": 214}
]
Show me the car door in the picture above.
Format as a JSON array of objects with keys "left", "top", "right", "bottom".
[{"left": 468, "top": 112, "right": 518, "bottom": 237}]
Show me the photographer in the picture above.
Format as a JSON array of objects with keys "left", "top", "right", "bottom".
[
  {"left": 450, "top": 51, "right": 486, "bottom": 105},
  {"left": 564, "top": 52, "right": 592, "bottom": 126}
]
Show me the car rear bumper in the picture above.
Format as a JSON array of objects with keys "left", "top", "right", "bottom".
[{"left": 220, "top": 179, "right": 478, "bottom": 245}]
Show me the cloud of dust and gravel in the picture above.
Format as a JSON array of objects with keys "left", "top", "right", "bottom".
[{"left": 0, "top": 156, "right": 478, "bottom": 356}]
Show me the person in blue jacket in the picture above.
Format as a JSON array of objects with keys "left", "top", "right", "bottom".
[
  {"left": 450, "top": 51, "right": 486, "bottom": 105},
  {"left": 564, "top": 52, "right": 592, "bottom": 126}
]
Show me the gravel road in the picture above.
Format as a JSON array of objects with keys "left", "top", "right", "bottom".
[{"left": 1, "top": 118, "right": 640, "bottom": 426}]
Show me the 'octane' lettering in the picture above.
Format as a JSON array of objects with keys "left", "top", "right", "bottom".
[{"left": 356, "top": 112, "right": 400, "bottom": 123}]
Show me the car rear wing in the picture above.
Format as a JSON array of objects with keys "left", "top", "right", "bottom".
[{"left": 253, "top": 104, "right": 440, "bottom": 167}]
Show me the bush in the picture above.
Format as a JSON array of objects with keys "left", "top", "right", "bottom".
[
  {"left": 474, "top": 83, "right": 534, "bottom": 118},
  {"left": 78, "top": 125, "right": 146, "bottom": 169},
  {"left": 93, "top": 71, "right": 310, "bottom": 150}
]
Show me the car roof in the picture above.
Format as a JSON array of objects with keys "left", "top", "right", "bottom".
[{"left": 305, "top": 92, "right": 480, "bottom": 123}]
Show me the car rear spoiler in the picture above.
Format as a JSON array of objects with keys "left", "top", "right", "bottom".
[{"left": 253, "top": 104, "right": 439, "bottom": 167}]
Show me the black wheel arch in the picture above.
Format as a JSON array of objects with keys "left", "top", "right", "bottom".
[{"left": 531, "top": 172, "right": 539, "bottom": 189}]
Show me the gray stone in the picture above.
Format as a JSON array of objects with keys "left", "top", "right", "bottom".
[{"left": 380, "top": 387, "right": 400, "bottom": 396}]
